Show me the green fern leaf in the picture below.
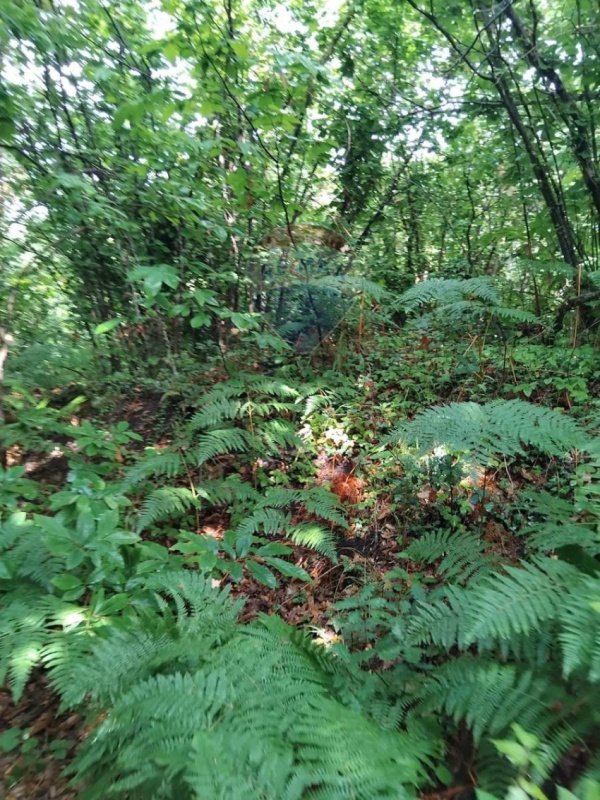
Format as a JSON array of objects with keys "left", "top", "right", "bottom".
[
  {"left": 390, "top": 399, "right": 589, "bottom": 463},
  {"left": 137, "top": 487, "right": 197, "bottom": 531}
]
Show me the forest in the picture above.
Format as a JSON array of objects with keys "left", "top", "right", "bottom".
[{"left": 1, "top": 0, "right": 600, "bottom": 797}]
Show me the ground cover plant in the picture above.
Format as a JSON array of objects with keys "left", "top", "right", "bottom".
[{"left": 1, "top": 0, "right": 600, "bottom": 797}]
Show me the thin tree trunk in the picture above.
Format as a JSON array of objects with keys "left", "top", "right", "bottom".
[{"left": 504, "top": 3, "right": 600, "bottom": 221}]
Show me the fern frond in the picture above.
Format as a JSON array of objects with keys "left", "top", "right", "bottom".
[
  {"left": 521, "top": 491, "right": 600, "bottom": 556},
  {"left": 406, "top": 588, "right": 466, "bottom": 649},
  {"left": 196, "top": 475, "right": 261, "bottom": 506},
  {"left": 407, "top": 558, "right": 577, "bottom": 653},
  {"left": 69, "top": 583, "right": 429, "bottom": 799},
  {"left": 390, "top": 399, "right": 589, "bottom": 463},
  {"left": 302, "top": 487, "right": 348, "bottom": 528},
  {"left": 260, "top": 419, "right": 304, "bottom": 451},
  {"left": 474, "top": 738, "right": 518, "bottom": 796},
  {"left": 289, "top": 522, "right": 338, "bottom": 561},
  {"left": 415, "top": 657, "right": 552, "bottom": 742},
  {"left": 559, "top": 575, "right": 600, "bottom": 681},
  {"left": 137, "top": 487, "right": 197, "bottom": 531},
  {"left": 259, "top": 487, "right": 303, "bottom": 508},
  {"left": 400, "top": 277, "right": 500, "bottom": 312},
  {"left": 309, "top": 274, "right": 389, "bottom": 301},
  {"left": 462, "top": 277, "right": 502, "bottom": 305},
  {"left": 460, "top": 558, "right": 576, "bottom": 647},
  {"left": 188, "top": 399, "right": 242, "bottom": 432},
  {"left": 194, "top": 428, "right": 256, "bottom": 465},
  {"left": 0, "top": 592, "right": 48, "bottom": 699},
  {"left": 0, "top": 590, "right": 95, "bottom": 702},
  {"left": 235, "top": 508, "right": 290, "bottom": 540},
  {"left": 247, "top": 376, "right": 302, "bottom": 399},
  {"left": 402, "top": 529, "right": 496, "bottom": 584},
  {"left": 124, "top": 449, "right": 185, "bottom": 485},
  {"left": 242, "top": 400, "right": 298, "bottom": 417},
  {"left": 527, "top": 520, "right": 600, "bottom": 556},
  {"left": 491, "top": 306, "right": 539, "bottom": 324}
]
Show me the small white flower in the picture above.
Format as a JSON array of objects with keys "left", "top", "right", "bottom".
[
  {"left": 324, "top": 427, "right": 354, "bottom": 450},
  {"left": 298, "top": 424, "right": 313, "bottom": 441}
]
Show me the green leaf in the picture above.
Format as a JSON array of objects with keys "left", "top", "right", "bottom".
[
  {"left": 192, "top": 289, "right": 217, "bottom": 306},
  {"left": 0, "top": 119, "right": 16, "bottom": 141},
  {"left": 97, "top": 510, "right": 119, "bottom": 538},
  {"left": 113, "top": 100, "right": 144, "bottom": 129},
  {"left": 200, "top": 99, "right": 226, "bottom": 117},
  {"left": 65, "top": 550, "right": 85, "bottom": 570},
  {"left": 171, "top": 542, "right": 203, "bottom": 555},
  {"left": 225, "top": 560, "right": 244, "bottom": 582},
  {"left": 0, "top": 728, "right": 22, "bottom": 753},
  {"left": 129, "top": 265, "right": 180, "bottom": 294},
  {"left": 475, "top": 792, "right": 500, "bottom": 800},
  {"left": 51, "top": 574, "right": 83, "bottom": 592},
  {"left": 163, "top": 41, "right": 179, "bottom": 62},
  {"left": 254, "top": 543, "right": 293, "bottom": 557},
  {"left": 99, "top": 594, "right": 131, "bottom": 614},
  {"left": 190, "top": 312, "right": 211, "bottom": 328},
  {"left": 511, "top": 723, "right": 539, "bottom": 750},
  {"left": 246, "top": 560, "right": 278, "bottom": 588},
  {"left": 230, "top": 40, "right": 249, "bottom": 59},
  {"left": 0, "top": 558, "right": 13, "bottom": 579},
  {"left": 262, "top": 557, "right": 311, "bottom": 581},
  {"left": 492, "top": 738, "right": 529, "bottom": 768},
  {"left": 226, "top": 169, "right": 247, "bottom": 194},
  {"left": 557, "top": 789, "right": 582, "bottom": 800},
  {"left": 94, "top": 319, "right": 122, "bottom": 336}
]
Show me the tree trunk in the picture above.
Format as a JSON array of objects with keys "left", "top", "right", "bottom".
[{"left": 504, "top": 3, "right": 600, "bottom": 221}]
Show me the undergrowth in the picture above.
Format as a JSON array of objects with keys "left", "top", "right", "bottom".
[{"left": 2, "top": 277, "right": 600, "bottom": 799}]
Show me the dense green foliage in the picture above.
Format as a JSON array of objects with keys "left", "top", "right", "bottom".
[{"left": 1, "top": 0, "right": 600, "bottom": 797}]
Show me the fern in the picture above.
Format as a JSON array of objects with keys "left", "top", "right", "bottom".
[
  {"left": 301, "top": 487, "right": 348, "bottom": 527},
  {"left": 397, "top": 277, "right": 539, "bottom": 333},
  {"left": 407, "top": 557, "right": 576, "bottom": 651},
  {"left": 289, "top": 522, "right": 338, "bottom": 560},
  {"left": 390, "top": 399, "right": 589, "bottom": 463},
  {"left": 459, "top": 558, "right": 577, "bottom": 647},
  {"left": 188, "top": 398, "right": 242, "bottom": 430},
  {"left": 0, "top": 588, "right": 101, "bottom": 702},
  {"left": 307, "top": 274, "right": 389, "bottom": 302},
  {"left": 196, "top": 475, "right": 261, "bottom": 506},
  {"left": 260, "top": 419, "right": 304, "bottom": 450},
  {"left": 521, "top": 490, "right": 600, "bottom": 556},
  {"left": 67, "top": 571, "right": 430, "bottom": 799},
  {"left": 406, "top": 589, "right": 465, "bottom": 649},
  {"left": 137, "top": 487, "right": 197, "bottom": 531},
  {"left": 559, "top": 575, "right": 600, "bottom": 681},
  {"left": 414, "top": 656, "right": 552, "bottom": 742},
  {"left": 230, "top": 486, "right": 346, "bottom": 560},
  {"left": 474, "top": 738, "right": 519, "bottom": 797},
  {"left": 491, "top": 306, "right": 539, "bottom": 324},
  {"left": 124, "top": 449, "right": 185, "bottom": 485},
  {"left": 0, "top": 589, "right": 49, "bottom": 699},
  {"left": 234, "top": 507, "right": 290, "bottom": 543},
  {"left": 337, "top": 542, "right": 600, "bottom": 792},
  {"left": 400, "top": 277, "right": 501, "bottom": 311},
  {"left": 194, "top": 428, "right": 256, "bottom": 465},
  {"left": 401, "top": 528, "right": 496, "bottom": 584}
]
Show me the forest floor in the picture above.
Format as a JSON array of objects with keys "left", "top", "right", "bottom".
[
  {"left": 5, "top": 331, "right": 585, "bottom": 799},
  {"left": 0, "top": 386, "right": 525, "bottom": 800},
  {"left": 0, "top": 456, "right": 401, "bottom": 797}
]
